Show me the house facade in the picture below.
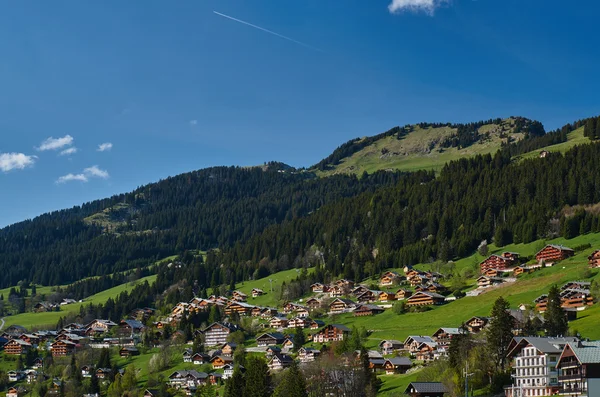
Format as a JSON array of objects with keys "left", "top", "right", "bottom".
[{"left": 535, "top": 245, "right": 575, "bottom": 265}]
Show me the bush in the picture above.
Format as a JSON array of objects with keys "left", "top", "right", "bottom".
[{"left": 392, "top": 301, "right": 408, "bottom": 315}]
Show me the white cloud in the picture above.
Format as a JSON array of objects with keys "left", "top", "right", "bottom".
[
  {"left": 56, "top": 165, "right": 110, "bottom": 184},
  {"left": 56, "top": 173, "right": 88, "bottom": 184},
  {"left": 97, "top": 142, "right": 113, "bottom": 152},
  {"left": 0, "top": 153, "right": 36, "bottom": 172},
  {"left": 59, "top": 147, "right": 78, "bottom": 156},
  {"left": 37, "top": 135, "right": 74, "bottom": 151},
  {"left": 388, "top": 0, "right": 450, "bottom": 15},
  {"left": 83, "top": 165, "right": 110, "bottom": 179},
  {"left": 189, "top": 120, "right": 198, "bottom": 126}
]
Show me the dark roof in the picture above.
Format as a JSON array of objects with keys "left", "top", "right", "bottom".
[
  {"left": 328, "top": 324, "right": 351, "bottom": 332},
  {"left": 386, "top": 357, "right": 412, "bottom": 366},
  {"left": 404, "top": 382, "right": 448, "bottom": 394}
]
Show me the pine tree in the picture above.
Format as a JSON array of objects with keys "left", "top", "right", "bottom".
[
  {"left": 544, "top": 285, "right": 568, "bottom": 336},
  {"left": 224, "top": 366, "right": 245, "bottom": 397},
  {"left": 243, "top": 356, "right": 271, "bottom": 397},
  {"left": 486, "top": 296, "right": 514, "bottom": 372},
  {"left": 273, "top": 362, "right": 307, "bottom": 397},
  {"left": 293, "top": 327, "right": 305, "bottom": 351}
]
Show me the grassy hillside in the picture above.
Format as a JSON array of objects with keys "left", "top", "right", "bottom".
[
  {"left": 315, "top": 118, "right": 527, "bottom": 176},
  {"left": 235, "top": 267, "right": 315, "bottom": 308},
  {"left": 517, "top": 125, "right": 588, "bottom": 160},
  {"left": 1, "top": 275, "right": 157, "bottom": 330}
]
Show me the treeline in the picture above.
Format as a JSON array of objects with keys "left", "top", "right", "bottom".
[
  {"left": 0, "top": 166, "right": 401, "bottom": 287},
  {"left": 217, "top": 142, "right": 600, "bottom": 283},
  {"left": 584, "top": 115, "right": 600, "bottom": 139}
]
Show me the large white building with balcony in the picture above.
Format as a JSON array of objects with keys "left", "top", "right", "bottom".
[{"left": 505, "top": 336, "right": 578, "bottom": 397}]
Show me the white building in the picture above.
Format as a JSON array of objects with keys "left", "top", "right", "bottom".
[{"left": 505, "top": 336, "right": 578, "bottom": 397}]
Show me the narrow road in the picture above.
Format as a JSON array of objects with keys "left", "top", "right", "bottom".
[{"left": 0, "top": 317, "right": 5, "bottom": 331}]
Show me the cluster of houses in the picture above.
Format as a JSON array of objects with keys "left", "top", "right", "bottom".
[
  {"left": 32, "top": 298, "right": 78, "bottom": 313},
  {"left": 534, "top": 281, "right": 595, "bottom": 313}
]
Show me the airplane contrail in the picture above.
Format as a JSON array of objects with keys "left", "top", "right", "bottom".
[{"left": 213, "top": 11, "right": 323, "bottom": 53}]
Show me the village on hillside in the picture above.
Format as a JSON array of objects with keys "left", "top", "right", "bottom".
[{"left": 1, "top": 244, "right": 600, "bottom": 396}]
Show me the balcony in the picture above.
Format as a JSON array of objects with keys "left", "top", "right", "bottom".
[
  {"left": 560, "top": 386, "right": 586, "bottom": 394},
  {"left": 559, "top": 374, "right": 584, "bottom": 381}
]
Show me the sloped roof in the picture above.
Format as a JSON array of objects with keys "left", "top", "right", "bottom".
[
  {"left": 567, "top": 341, "right": 600, "bottom": 364},
  {"left": 386, "top": 357, "right": 412, "bottom": 366},
  {"left": 405, "top": 382, "right": 449, "bottom": 393},
  {"left": 508, "top": 336, "right": 578, "bottom": 357}
]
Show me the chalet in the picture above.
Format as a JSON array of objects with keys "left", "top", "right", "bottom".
[
  {"left": 380, "top": 271, "right": 402, "bottom": 286},
  {"left": 514, "top": 265, "right": 539, "bottom": 276},
  {"left": 479, "top": 254, "right": 515, "bottom": 273},
  {"left": 357, "top": 290, "right": 381, "bottom": 303},
  {"left": 294, "top": 307, "right": 310, "bottom": 318},
  {"left": 81, "top": 365, "right": 94, "bottom": 378},
  {"left": 379, "top": 340, "right": 403, "bottom": 355},
  {"left": 209, "top": 372, "right": 223, "bottom": 385},
  {"left": 329, "top": 298, "right": 356, "bottom": 314},
  {"left": 7, "top": 370, "right": 24, "bottom": 382},
  {"left": 378, "top": 291, "right": 396, "bottom": 302},
  {"left": 313, "top": 324, "right": 351, "bottom": 343},
  {"left": 282, "top": 337, "right": 295, "bottom": 353},
  {"left": 409, "top": 274, "right": 430, "bottom": 287},
  {"left": 266, "top": 346, "right": 282, "bottom": 358},
  {"left": 560, "top": 288, "right": 594, "bottom": 309},
  {"left": 482, "top": 268, "right": 502, "bottom": 277},
  {"left": 282, "top": 302, "right": 304, "bottom": 314},
  {"left": 188, "top": 297, "right": 211, "bottom": 312},
  {"left": 269, "top": 316, "right": 289, "bottom": 329},
  {"left": 368, "top": 357, "right": 386, "bottom": 372},
  {"left": 395, "top": 288, "right": 412, "bottom": 300},
  {"left": 557, "top": 340, "right": 600, "bottom": 396},
  {"left": 432, "top": 328, "right": 464, "bottom": 347},
  {"left": 96, "top": 368, "right": 112, "bottom": 379},
  {"left": 310, "top": 283, "right": 326, "bottom": 293},
  {"left": 85, "top": 319, "right": 118, "bottom": 336},
  {"left": 477, "top": 276, "right": 505, "bottom": 288},
  {"left": 6, "top": 387, "right": 25, "bottom": 397},
  {"left": 328, "top": 285, "right": 345, "bottom": 298},
  {"left": 425, "top": 271, "right": 444, "bottom": 281},
  {"left": 256, "top": 332, "right": 285, "bottom": 347},
  {"left": 251, "top": 288, "right": 264, "bottom": 298},
  {"left": 404, "top": 382, "right": 448, "bottom": 397},
  {"left": 335, "top": 279, "right": 355, "bottom": 288},
  {"left": 202, "top": 322, "right": 239, "bottom": 346},
  {"left": 426, "top": 282, "right": 446, "bottom": 294},
  {"left": 19, "top": 334, "right": 40, "bottom": 346},
  {"left": 305, "top": 297, "right": 321, "bottom": 310},
  {"left": 384, "top": 357, "right": 412, "bottom": 374},
  {"left": 168, "top": 370, "right": 209, "bottom": 389},
  {"left": 414, "top": 284, "right": 429, "bottom": 293},
  {"left": 4, "top": 325, "right": 27, "bottom": 336},
  {"left": 192, "top": 353, "right": 210, "bottom": 365},
  {"left": 502, "top": 251, "right": 520, "bottom": 261},
  {"left": 224, "top": 301, "right": 254, "bottom": 316},
  {"left": 260, "top": 307, "right": 278, "bottom": 318},
  {"left": 51, "top": 340, "right": 77, "bottom": 357},
  {"left": 33, "top": 301, "right": 57, "bottom": 313},
  {"left": 351, "top": 285, "right": 370, "bottom": 297},
  {"left": 119, "top": 319, "right": 145, "bottom": 335},
  {"left": 288, "top": 317, "right": 309, "bottom": 329},
  {"left": 222, "top": 364, "right": 236, "bottom": 380},
  {"left": 298, "top": 347, "right": 321, "bottom": 363},
  {"left": 465, "top": 316, "right": 489, "bottom": 333},
  {"left": 562, "top": 281, "right": 592, "bottom": 291},
  {"left": 3, "top": 339, "right": 31, "bottom": 355},
  {"left": 130, "top": 307, "right": 156, "bottom": 320},
  {"left": 589, "top": 250, "right": 600, "bottom": 268},
  {"left": 210, "top": 355, "right": 233, "bottom": 369},
  {"left": 33, "top": 357, "right": 44, "bottom": 369},
  {"left": 535, "top": 244, "right": 575, "bottom": 265},
  {"left": 120, "top": 346, "right": 140, "bottom": 357},
  {"left": 251, "top": 306, "right": 263, "bottom": 317},
  {"left": 353, "top": 304, "right": 385, "bottom": 317},
  {"left": 268, "top": 353, "right": 294, "bottom": 371},
  {"left": 24, "top": 370, "right": 38, "bottom": 384},
  {"left": 232, "top": 290, "right": 248, "bottom": 302},
  {"left": 220, "top": 342, "right": 237, "bottom": 356},
  {"left": 406, "top": 292, "right": 446, "bottom": 307},
  {"left": 309, "top": 319, "right": 325, "bottom": 329},
  {"left": 404, "top": 336, "right": 436, "bottom": 354}
]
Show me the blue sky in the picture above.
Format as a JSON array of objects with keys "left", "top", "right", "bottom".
[{"left": 1, "top": 0, "right": 599, "bottom": 227}]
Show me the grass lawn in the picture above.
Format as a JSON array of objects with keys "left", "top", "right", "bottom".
[
  {"left": 235, "top": 267, "right": 315, "bottom": 308},
  {"left": 2, "top": 275, "right": 157, "bottom": 330},
  {"left": 378, "top": 369, "right": 422, "bottom": 396},
  {"left": 517, "top": 126, "right": 589, "bottom": 161}
]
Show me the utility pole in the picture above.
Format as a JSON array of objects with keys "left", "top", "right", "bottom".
[{"left": 464, "top": 362, "right": 474, "bottom": 397}]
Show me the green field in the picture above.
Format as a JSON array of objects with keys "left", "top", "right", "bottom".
[
  {"left": 1, "top": 275, "right": 157, "bottom": 330},
  {"left": 235, "top": 267, "right": 315, "bottom": 308},
  {"left": 517, "top": 126, "right": 589, "bottom": 160}
]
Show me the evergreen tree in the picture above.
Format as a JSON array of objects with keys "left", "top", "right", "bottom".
[
  {"left": 208, "top": 305, "right": 221, "bottom": 324},
  {"left": 486, "top": 296, "right": 514, "bottom": 372},
  {"left": 233, "top": 345, "right": 247, "bottom": 368},
  {"left": 544, "top": 285, "right": 569, "bottom": 337},
  {"left": 89, "top": 372, "right": 100, "bottom": 394},
  {"left": 224, "top": 366, "right": 245, "bottom": 397},
  {"left": 243, "top": 356, "right": 271, "bottom": 397},
  {"left": 360, "top": 346, "right": 381, "bottom": 396},
  {"left": 293, "top": 327, "right": 306, "bottom": 351},
  {"left": 273, "top": 362, "right": 307, "bottom": 397}
]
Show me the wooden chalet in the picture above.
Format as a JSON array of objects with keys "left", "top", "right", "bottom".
[
  {"left": 379, "top": 340, "right": 403, "bottom": 355},
  {"left": 81, "top": 365, "right": 94, "bottom": 378},
  {"left": 288, "top": 317, "right": 309, "bottom": 328},
  {"left": 96, "top": 368, "right": 112, "bottom": 379},
  {"left": 210, "top": 355, "right": 233, "bottom": 369},
  {"left": 282, "top": 302, "right": 303, "bottom": 314},
  {"left": 256, "top": 332, "right": 285, "bottom": 347},
  {"left": 351, "top": 285, "right": 370, "bottom": 297},
  {"left": 535, "top": 244, "right": 575, "bottom": 264},
  {"left": 384, "top": 357, "right": 412, "bottom": 374},
  {"left": 465, "top": 316, "right": 489, "bottom": 333},
  {"left": 309, "top": 319, "right": 325, "bottom": 329},
  {"left": 32, "top": 357, "right": 44, "bottom": 369},
  {"left": 406, "top": 292, "right": 445, "bottom": 307},
  {"left": 251, "top": 306, "right": 263, "bottom": 317},
  {"left": 310, "top": 283, "right": 326, "bottom": 293},
  {"left": 476, "top": 276, "right": 504, "bottom": 288},
  {"left": 414, "top": 342, "right": 437, "bottom": 361},
  {"left": 119, "top": 319, "right": 145, "bottom": 335},
  {"left": 305, "top": 297, "right": 321, "bottom": 310},
  {"left": 224, "top": 301, "right": 254, "bottom": 316},
  {"left": 281, "top": 337, "right": 295, "bottom": 352},
  {"left": 313, "top": 324, "right": 351, "bottom": 343},
  {"left": 328, "top": 285, "right": 345, "bottom": 298},
  {"left": 380, "top": 271, "right": 402, "bottom": 286},
  {"left": 294, "top": 306, "right": 310, "bottom": 318},
  {"left": 514, "top": 265, "right": 539, "bottom": 276},
  {"left": 119, "top": 346, "right": 139, "bottom": 357},
  {"left": 479, "top": 254, "right": 515, "bottom": 273},
  {"left": 298, "top": 347, "right": 321, "bottom": 363},
  {"left": 404, "top": 382, "right": 448, "bottom": 397},
  {"left": 51, "top": 340, "right": 77, "bottom": 357},
  {"left": 354, "top": 304, "right": 385, "bottom": 317},
  {"left": 426, "top": 282, "right": 446, "bottom": 294},
  {"left": 3, "top": 339, "right": 31, "bottom": 355},
  {"left": 560, "top": 289, "right": 594, "bottom": 309},
  {"left": 335, "top": 279, "right": 355, "bottom": 288},
  {"left": 378, "top": 291, "right": 396, "bottom": 302},
  {"left": 409, "top": 274, "right": 430, "bottom": 287},
  {"left": 556, "top": 340, "right": 600, "bottom": 395},
  {"left": 220, "top": 342, "right": 237, "bottom": 356},
  {"left": 329, "top": 298, "right": 356, "bottom": 314},
  {"left": 432, "top": 328, "right": 464, "bottom": 346},
  {"left": 357, "top": 290, "right": 381, "bottom": 303},
  {"left": 404, "top": 336, "right": 436, "bottom": 354},
  {"left": 202, "top": 322, "right": 239, "bottom": 346},
  {"left": 251, "top": 288, "right": 264, "bottom": 298},
  {"left": 6, "top": 387, "right": 25, "bottom": 397},
  {"left": 192, "top": 353, "right": 210, "bottom": 365},
  {"left": 231, "top": 290, "right": 248, "bottom": 302},
  {"left": 268, "top": 353, "right": 294, "bottom": 371},
  {"left": 589, "top": 250, "right": 600, "bottom": 268},
  {"left": 395, "top": 288, "right": 412, "bottom": 300},
  {"left": 19, "top": 334, "right": 39, "bottom": 346},
  {"left": 269, "top": 316, "right": 289, "bottom": 329},
  {"left": 33, "top": 301, "right": 57, "bottom": 313}
]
